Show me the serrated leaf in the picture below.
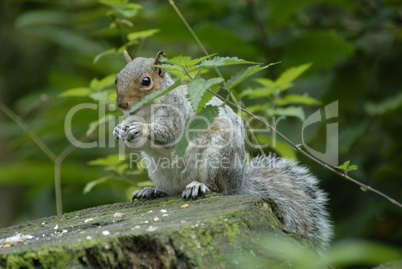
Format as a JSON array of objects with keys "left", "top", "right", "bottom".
[
  {"left": 83, "top": 176, "right": 111, "bottom": 194},
  {"left": 225, "top": 65, "right": 269, "bottom": 90},
  {"left": 348, "top": 165, "right": 358, "bottom": 171},
  {"left": 164, "top": 55, "right": 193, "bottom": 66},
  {"left": 196, "top": 56, "right": 259, "bottom": 69},
  {"left": 175, "top": 105, "right": 219, "bottom": 157},
  {"left": 127, "top": 80, "right": 181, "bottom": 115},
  {"left": 188, "top": 77, "right": 224, "bottom": 111},
  {"left": 276, "top": 94, "right": 321, "bottom": 106},
  {"left": 153, "top": 64, "right": 184, "bottom": 74},
  {"left": 336, "top": 160, "right": 351, "bottom": 171},
  {"left": 94, "top": 48, "right": 116, "bottom": 64},
  {"left": 196, "top": 91, "right": 214, "bottom": 113},
  {"left": 127, "top": 29, "right": 159, "bottom": 41},
  {"left": 247, "top": 104, "right": 267, "bottom": 113},
  {"left": 254, "top": 78, "right": 277, "bottom": 89},
  {"left": 59, "top": 87, "right": 91, "bottom": 98},
  {"left": 276, "top": 63, "right": 312, "bottom": 91},
  {"left": 189, "top": 53, "right": 218, "bottom": 66},
  {"left": 267, "top": 106, "right": 305, "bottom": 121},
  {"left": 239, "top": 88, "right": 275, "bottom": 99}
]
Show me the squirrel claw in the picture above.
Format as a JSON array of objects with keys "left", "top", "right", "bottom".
[
  {"left": 132, "top": 187, "right": 168, "bottom": 200},
  {"left": 124, "top": 123, "right": 141, "bottom": 142},
  {"left": 182, "top": 181, "right": 210, "bottom": 200}
]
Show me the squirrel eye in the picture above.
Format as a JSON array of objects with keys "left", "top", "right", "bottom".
[{"left": 141, "top": 76, "right": 151, "bottom": 87}]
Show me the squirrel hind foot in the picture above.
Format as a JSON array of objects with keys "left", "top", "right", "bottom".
[
  {"left": 182, "top": 181, "right": 210, "bottom": 200},
  {"left": 132, "top": 187, "right": 168, "bottom": 201}
]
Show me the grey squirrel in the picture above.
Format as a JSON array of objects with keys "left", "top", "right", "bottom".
[{"left": 113, "top": 51, "right": 332, "bottom": 252}]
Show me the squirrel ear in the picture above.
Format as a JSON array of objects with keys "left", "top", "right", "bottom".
[
  {"left": 123, "top": 50, "right": 132, "bottom": 65},
  {"left": 154, "top": 51, "right": 166, "bottom": 78}
]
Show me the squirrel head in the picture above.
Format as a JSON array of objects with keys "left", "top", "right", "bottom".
[{"left": 115, "top": 51, "right": 166, "bottom": 111}]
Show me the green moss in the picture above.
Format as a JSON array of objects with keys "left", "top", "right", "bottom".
[{"left": 0, "top": 195, "right": 302, "bottom": 268}]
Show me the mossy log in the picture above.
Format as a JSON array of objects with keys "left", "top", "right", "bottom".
[{"left": 0, "top": 195, "right": 301, "bottom": 268}]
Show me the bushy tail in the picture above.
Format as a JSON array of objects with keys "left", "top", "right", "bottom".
[{"left": 241, "top": 155, "right": 332, "bottom": 252}]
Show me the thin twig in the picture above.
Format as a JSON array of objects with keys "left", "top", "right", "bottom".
[
  {"left": 245, "top": 0, "right": 271, "bottom": 62},
  {"left": 54, "top": 144, "right": 76, "bottom": 215},
  {"left": 168, "top": 0, "right": 223, "bottom": 78},
  {"left": 0, "top": 101, "right": 56, "bottom": 161},
  {"left": 111, "top": 14, "right": 127, "bottom": 45}
]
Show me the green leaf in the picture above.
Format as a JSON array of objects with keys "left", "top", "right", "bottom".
[
  {"left": 276, "top": 94, "right": 321, "bottom": 106},
  {"left": 188, "top": 77, "right": 224, "bottom": 111},
  {"left": 15, "top": 10, "right": 69, "bottom": 29},
  {"left": 115, "top": 3, "right": 142, "bottom": 17},
  {"left": 189, "top": 53, "right": 218, "bottom": 66},
  {"left": 336, "top": 160, "right": 358, "bottom": 173},
  {"left": 88, "top": 154, "right": 125, "bottom": 166},
  {"left": 86, "top": 115, "right": 109, "bottom": 137},
  {"left": 99, "top": 0, "right": 129, "bottom": 6},
  {"left": 256, "top": 135, "right": 296, "bottom": 159},
  {"left": 239, "top": 88, "right": 275, "bottom": 99},
  {"left": 336, "top": 160, "right": 350, "bottom": 171},
  {"left": 267, "top": 106, "right": 305, "bottom": 121},
  {"left": 94, "top": 48, "right": 116, "bottom": 64},
  {"left": 364, "top": 91, "right": 402, "bottom": 116},
  {"left": 254, "top": 78, "right": 277, "bottom": 89},
  {"left": 225, "top": 65, "right": 271, "bottom": 90},
  {"left": 127, "top": 29, "right": 160, "bottom": 41},
  {"left": 276, "top": 63, "right": 312, "bottom": 91},
  {"left": 347, "top": 165, "right": 358, "bottom": 172},
  {"left": 83, "top": 176, "right": 111, "bottom": 194},
  {"left": 282, "top": 30, "right": 354, "bottom": 71},
  {"left": 196, "top": 56, "right": 259, "bottom": 69},
  {"left": 59, "top": 87, "right": 91, "bottom": 98},
  {"left": 175, "top": 105, "right": 219, "bottom": 157},
  {"left": 164, "top": 55, "right": 193, "bottom": 66},
  {"left": 90, "top": 74, "right": 116, "bottom": 90},
  {"left": 247, "top": 104, "right": 268, "bottom": 113},
  {"left": 127, "top": 80, "right": 181, "bottom": 115},
  {"left": 89, "top": 90, "right": 112, "bottom": 103},
  {"left": 153, "top": 64, "right": 184, "bottom": 74}
]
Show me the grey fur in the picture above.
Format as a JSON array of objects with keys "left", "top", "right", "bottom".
[{"left": 113, "top": 53, "right": 333, "bottom": 252}]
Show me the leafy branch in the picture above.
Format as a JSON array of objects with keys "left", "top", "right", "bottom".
[{"left": 165, "top": 0, "right": 402, "bottom": 209}]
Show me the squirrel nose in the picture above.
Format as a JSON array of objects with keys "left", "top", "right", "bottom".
[
  {"left": 117, "top": 95, "right": 129, "bottom": 109},
  {"left": 117, "top": 101, "right": 128, "bottom": 109}
]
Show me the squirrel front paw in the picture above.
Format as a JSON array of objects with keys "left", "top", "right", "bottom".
[
  {"left": 182, "top": 181, "right": 210, "bottom": 200},
  {"left": 113, "top": 124, "right": 127, "bottom": 140},
  {"left": 132, "top": 187, "right": 168, "bottom": 200}
]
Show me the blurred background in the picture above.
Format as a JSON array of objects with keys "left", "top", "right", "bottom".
[{"left": 0, "top": 0, "right": 401, "bottom": 257}]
